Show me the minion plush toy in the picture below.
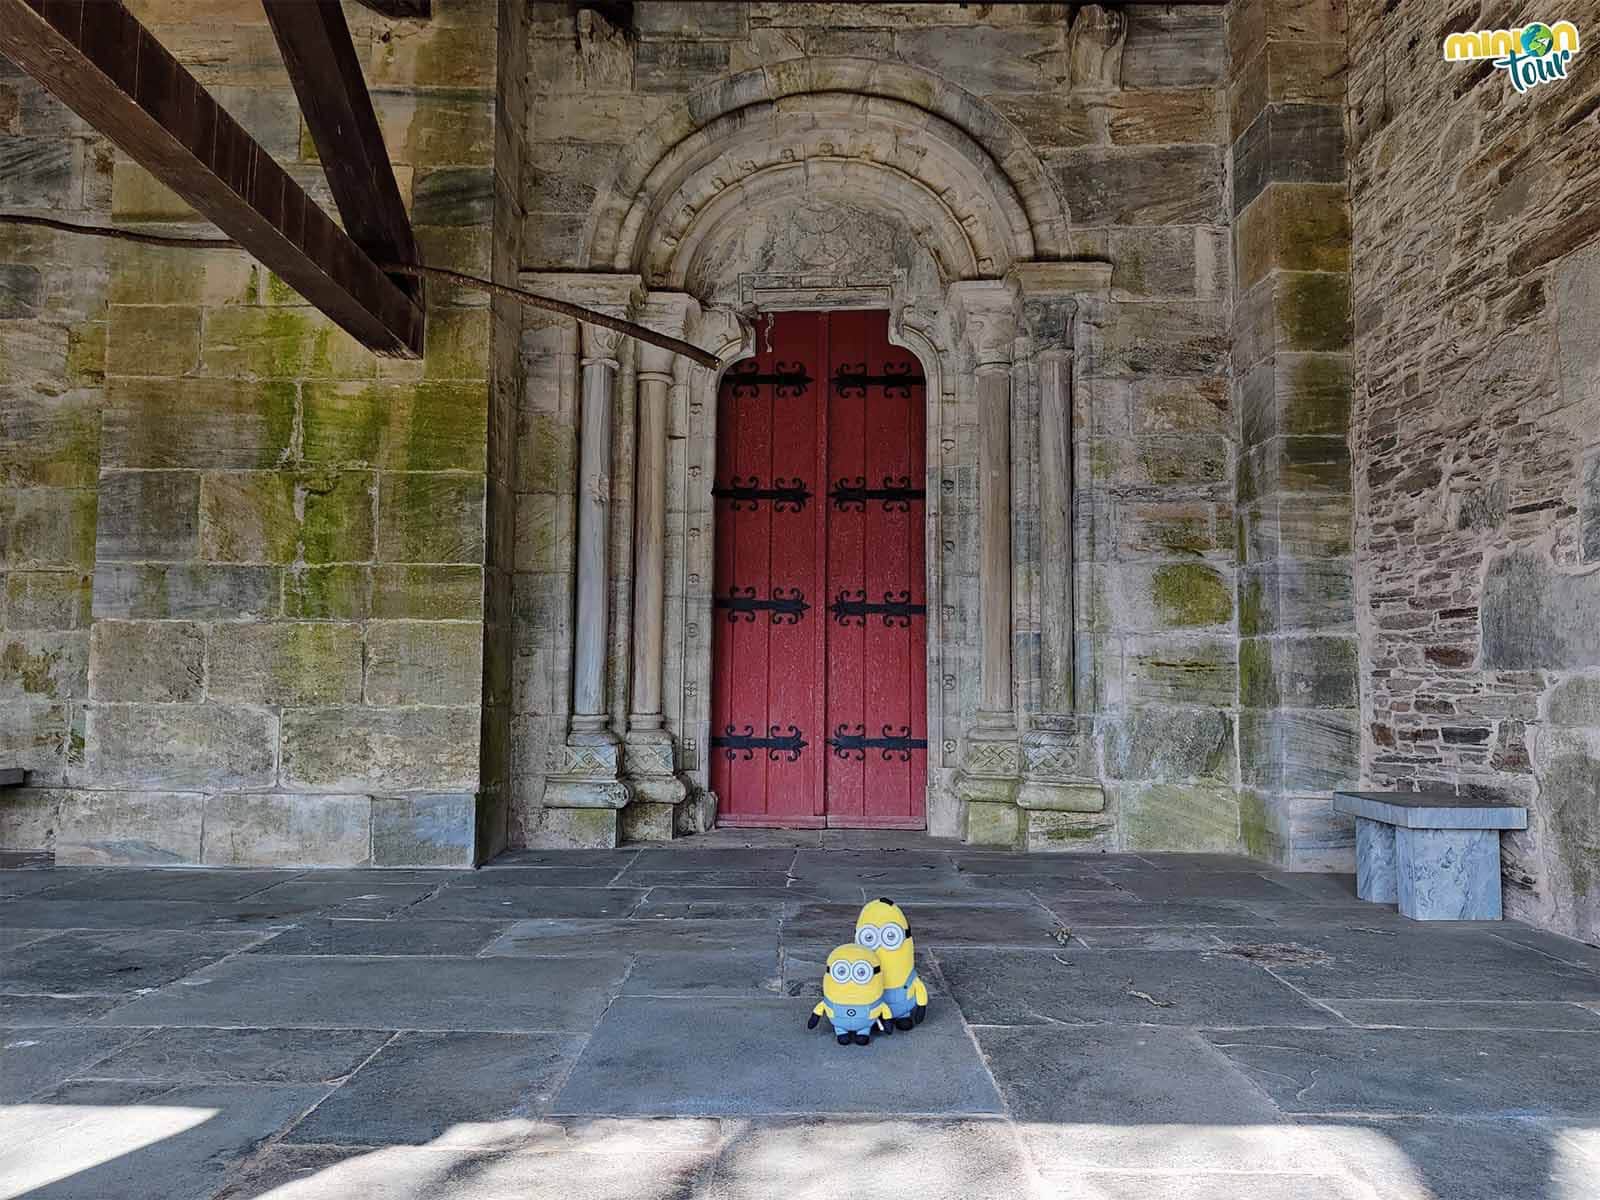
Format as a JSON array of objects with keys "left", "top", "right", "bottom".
[
  {"left": 807, "top": 943, "right": 892, "bottom": 1045},
  {"left": 855, "top": 897, "right": 927, "bottom": 1030}
]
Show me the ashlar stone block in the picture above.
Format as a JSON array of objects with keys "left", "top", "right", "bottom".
[
  {"left": 365, "top": 621, "right": 483, "bottom": 706},
  {"left": 84, "top": 704, "right": 277, "bottom": 791},
  {"left": 279, "top": 706, "right": 479, "bottom": 793},
  {"left": 89, "top": 621, "right": 203, "bottom": 702},
  {"left": 202, "top": 792, "right": 373, "bottom": 866},
  {"left": 206, "top": 622, "right": 363, "bottom": 706}
]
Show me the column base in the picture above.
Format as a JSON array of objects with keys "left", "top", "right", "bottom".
[
  {"left": 535, "top": 738, "right": 632, "bottom": 848},
  {"left": 956, "top": 731, "right": 1022, "bottom": 847},
  {"left": 622, "top": 731, "right": 694, "bottom": 841}
]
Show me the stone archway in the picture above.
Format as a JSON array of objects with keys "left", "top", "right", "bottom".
[{"left": 524, "top": 60, "right": 1110, "bottom": 847}]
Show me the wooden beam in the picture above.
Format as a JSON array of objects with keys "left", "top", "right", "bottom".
[
  {"left": 262, "top": 0, "right": 420, "bottom": 304},
  {"left": 352, "top": 0, "right": 431, "bottom": 18},
  {"left": 0, "top": 0, "right": 423, "bottom": 357}
]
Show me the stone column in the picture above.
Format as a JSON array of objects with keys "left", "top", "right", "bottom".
[
  {"left": 1011, "top": 262, "right": 1113, "bottom": 849},
  {"left": 539, "top": 274, "right": 642, "bottom": 846},
  {"left": 950, "top": 280, "right": 1024, "bottom": 845},
  {"left": 621, "top": 292, "right": 699, "bottom": 840}
]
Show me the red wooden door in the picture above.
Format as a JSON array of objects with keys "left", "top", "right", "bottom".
[{"left": 711, "top": 311, "right": 926, "bottom": 828}]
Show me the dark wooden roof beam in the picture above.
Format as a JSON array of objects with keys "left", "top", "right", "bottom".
[
  {"left": 262, "top": 0, "right": 422, "bottom": 305},
  {"left": 0, "top": 0, "right": 423, "bottom": 357}
]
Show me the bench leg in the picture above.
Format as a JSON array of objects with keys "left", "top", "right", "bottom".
[
  {"left": 1395, "top": 828, "right": 1503, "bottom": 921},
  {"left": 1354, "top": 817, "right": 1398, "bottom": 903}
]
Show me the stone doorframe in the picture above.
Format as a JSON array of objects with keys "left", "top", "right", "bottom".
[
  {"left": 521, "top": 58, "right": 1119, "bottom": 847},
  {"left": 525, "top": 263, "right": 1112, "bottom": 846}
]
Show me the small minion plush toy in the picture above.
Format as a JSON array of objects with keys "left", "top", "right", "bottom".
[
  {"left": 808, "top": 943, "right": 892, "bottom": 1045},
  {"left": 855, "top": 897, "right": 927, "bottom": 1030}
]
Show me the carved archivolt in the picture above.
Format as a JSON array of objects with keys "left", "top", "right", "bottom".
[{"left": 583, "top": 58, "right": 1069, "bottom": 284}]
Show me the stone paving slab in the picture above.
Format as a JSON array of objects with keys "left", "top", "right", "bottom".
[
  {"left": 0, "top": 993, "right": 126, "bottom": 1026},
  {"left": 552, "top": 997, "right": 1003, "bottom": 1117},
  {"left": 0, "top": 926, "right": 58, "bottom": 951},
  {"left": 448, "top": 866, "right": 631, "bottom": 888},
  {"left": 627, "top": 849, "right": 799, "bottom": 872},
  {"left": 35, "top": 869, "right": 303, "bottom": 902},
  {"left": 0, "top": 1025, "right": 145, "bottom": 1101},
  {"left": 975, "top": 1025, "right": 1282, "bottom": 1124},
  {"left": 98, "top": 954, "right": 630, "bottom": 1032},
  {"left": 633, "top": 885, "right": 800, "bottom": 918},
  {"left": 608, "top": 868, "right": 795, "bottom": 889},
  {"left": 208, "top": 1142, "right": 716, "bottom": 1200},
  {"left": 0, "top": 868, "right": 92, "bottom": 898},
  {"left": 408, "top": 885, "right": 646, "bottom": 921},
  {"left": 250, "top": 918, "right": 514, "bottom": 957},
  {"left": 701, "top": 1117, "right": 1038, "bottom": 1200},
  {"left": 82, "top": 1026, "right": 391, "bottom": 1083},
  {"left": 240, "top": 879, "right": 442, "bottom": 917},
  {"left": 1112, "top": 870, "right": 1308, "bottom": 902},
  {"left": 1242, "top": 926, "right": 1600, "bottom": 1001},
  {"left": 1203, "top": 1028, "right": 1600, "bottom": 1116},
  {"left": 0, "top": 1079, "right": 329, "bottom": 1200},
  {"left": 0, "top": 928, "right": 263, "bottom": 995},
  {"left": 791, "top": 848, "right": 957, "bottom": 873},
  {"left": 784, "top": 900, "right": 1063, "bottom": 948},
  {"left": 1302, "top": 1116, "right": 1593, "bottom": 1200},
  {"left": 1038, "top": 898, "right": 1263, "bottom": 927},
  {"left": 622, "top": 950, "right": 783, "bottom": 996},
  {"left": 1319, "top": 999, "right": 1600, "bottom": 1030},
  {"left": 486, "top": 849, "right": 642, "bottom": 868},
  {"left": 951, "top": 851, "right": 1151, "bottom": 874},
  {"left": 1071, "top": 926, "right": 1233, "bottom": 950},
  {"left": 482, "top": 917, "right": 778, "bottom": 957},
  {"left": 0, "top": 896, "right": 319, "bottom": 929},
  {"left": 283, "top": 1032, "right": 585, "bottom": 1147},
  {"left": 938, "top": 947, "right": 1331, "bottom": 1028}
]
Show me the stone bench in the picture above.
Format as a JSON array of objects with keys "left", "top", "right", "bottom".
[{"left": 1332, "top": 792, "right": 1527, "bottom": 921}]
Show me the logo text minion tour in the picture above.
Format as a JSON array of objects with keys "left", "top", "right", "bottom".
[{"left": 1444, "top": 19, "right": 1580, "bottom": 91}]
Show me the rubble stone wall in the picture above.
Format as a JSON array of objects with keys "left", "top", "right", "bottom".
[{"left": 1348, "top": 0, "right": 1600, "bottom": 939}]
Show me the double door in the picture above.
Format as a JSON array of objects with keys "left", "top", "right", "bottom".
[{"left": 710, "top": 310, "right": 927, "bottom": 828}]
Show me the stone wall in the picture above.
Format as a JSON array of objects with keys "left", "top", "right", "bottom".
[
  {"left": 515, "top": 2, "right": 1254, "bottom": 853},
  {"left": 0, "top": 0, "right": 521, "bottom": 866},
  {"left": 1348, "top": 0, "right": 1600, "bottom": 939},
  {"left": 1226, "top": 0, "right": 1359, "bottom": 869}
]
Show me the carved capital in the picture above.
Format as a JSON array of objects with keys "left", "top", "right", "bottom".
[
  {"left": 637, "top": 290, "right": 704, "bottom": 375},
  {"left": 581, "top": 322, "right": 626, "bottom": 363},
  {"left": 950, "top": 279, "right": 1018, "bottom": 369}
]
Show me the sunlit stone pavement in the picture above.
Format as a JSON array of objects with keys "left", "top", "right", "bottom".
[{"left": 3, "top": 833, "right": 1599, "bottom": 1199}]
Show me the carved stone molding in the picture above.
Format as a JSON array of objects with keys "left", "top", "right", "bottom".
[{"left": 950, "top": 279, "right": 1019, "bottom": 369}]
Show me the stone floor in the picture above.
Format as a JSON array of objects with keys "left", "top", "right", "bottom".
[{"left": 2, "top": 831, "right": 1599, "bottom": 1199}]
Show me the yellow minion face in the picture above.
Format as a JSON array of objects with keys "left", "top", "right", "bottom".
[
  {"left": 855, "top": 897, "right": 914, "bottom": 987},
  {"left": 822, "top": 943, "right": 884, "bottom": 1006}
]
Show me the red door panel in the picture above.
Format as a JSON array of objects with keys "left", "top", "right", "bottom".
[{"left": 711, "top": 311, "right": 925, "bottom": 829}]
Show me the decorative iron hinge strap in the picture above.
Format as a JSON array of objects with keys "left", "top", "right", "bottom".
[
  {"left": 829, "top": 475, "right": 924, "bottom": 511},
  {"left": 725, "top": 361, "right": 814, "bottom": 399},
  {"left": 715, "top": 586, "right": 810, "bottom": 624},
  {"left": 832, "top": 362, "right": 924, "bottom": 397},
  {"left": 712, "top": 723, "right": 808, "bottom": 762},
  {"left": 827, "top": 724, "right": 927, "bottom": 762},
  {"left": 713, "top": 475, "right": 813, "bottom": 511},
  {"left": 828, "top": 589, "right": 925, "bottom": 627}
]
